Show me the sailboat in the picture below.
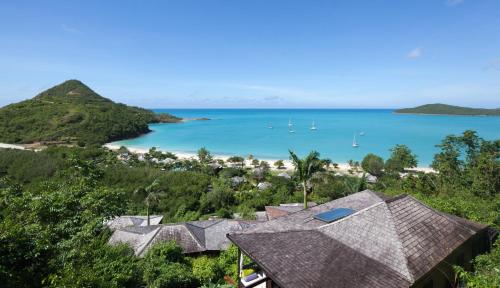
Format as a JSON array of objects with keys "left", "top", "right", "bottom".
[
  {"left": 310, "top": 120, "right": 317, "bottom": 130},
  {"left": 288, "top": 118, "right": 295, "bottom": 133},
  {"left": 352, "top": 134, "right": 359, "bottom": 148}
]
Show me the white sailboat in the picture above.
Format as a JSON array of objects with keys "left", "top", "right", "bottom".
[
  {"left": 352, "top": 134, "right": 359, "bottom": 148},
  {"left": 310, "top": 120, "right": 317, "bottom": 130},
  {"left": 288, "top": 118, "right": 295, "bottom": 133}
]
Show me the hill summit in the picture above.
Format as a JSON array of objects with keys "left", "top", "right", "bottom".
[{"left": 0, "top": 80, "right": 181, "bottom": 145}]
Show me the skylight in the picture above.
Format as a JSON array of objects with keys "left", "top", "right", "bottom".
[{"left": 314, "top": 208, "right": 355, "bottom": 223}]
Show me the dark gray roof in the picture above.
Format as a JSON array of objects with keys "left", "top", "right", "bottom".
[
  {"left": 109, "top": 219, "right": 255, "bottom": 256},
  {"left": 228, "top": 190, "right": 488, "bottom": 288},
  {"left": 106, "top": 215, "right": 163, "bottom": 231},
  {"left": 228, "top": 231, "right": 411, "bottom": 288},
  {"left": 245, "top": 190, "right": 386, "bottom": 233}
]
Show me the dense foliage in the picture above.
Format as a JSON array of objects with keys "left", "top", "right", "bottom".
[
  {"left": 396, "top": 103, "right": 500, "bottom": 116},
  {"left": 0, "top": 129, "right": 498, "bottom": 287},
  {"left": 0, "top": 80, "right": 180, "bottom": 145}
]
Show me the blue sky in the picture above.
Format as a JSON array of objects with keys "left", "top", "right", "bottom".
[{"left": 0, "top": 0, "right": 499, "bottom": 108}]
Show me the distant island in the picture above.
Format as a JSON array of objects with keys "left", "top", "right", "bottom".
[
  {"left": 395, "top": 103, "right": 500, "bottom": 116},
  {"left": 0, "top": 80, "right": 184, "bottom": 146}
]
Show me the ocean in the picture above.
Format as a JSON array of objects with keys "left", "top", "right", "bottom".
[{"left": 111, "top": 109, "right": 500, "bottom": 166}]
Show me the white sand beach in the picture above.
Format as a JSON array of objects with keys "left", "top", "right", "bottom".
[
  {"left": 0, "top": 143, "right": 26, "bottom": 150},
  {"left": 103, "top": 143, "right": 434, "bottom": 173}
]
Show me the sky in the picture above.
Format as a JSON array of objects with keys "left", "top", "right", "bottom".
[{"left": 0, "top": 0, "right": 499, "bottom": 108}]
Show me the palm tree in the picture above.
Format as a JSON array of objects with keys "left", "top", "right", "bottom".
[
  {"left": 134, "top": 179, "right": 163, "bottom": 226},
  {"left": 289, "top": 150, "right": 323, "bottom": 209}
]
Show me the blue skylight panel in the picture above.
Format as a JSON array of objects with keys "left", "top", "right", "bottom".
[{"left": 314, "top": 208, "right": 355, "bottom": 223}]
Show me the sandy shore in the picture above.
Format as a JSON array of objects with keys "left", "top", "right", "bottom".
[
  {"left": 104, "top": 143, "right": 435, "bottom": 173},
  {"left": 0, "top": 143, "right": 26, "bottom": 150}
]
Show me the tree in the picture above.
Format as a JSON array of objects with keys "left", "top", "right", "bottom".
[
  {"left": 361, "top": 153, "right": 384, "bottom": 176},
  {"left": 385, "top": 144, "right": 417, "bottom": 172},
  {"left": 289, "top": 150, "right": 323, "bottom": 209},
  {"left": 142, "top": 241, "right": 197, "bottom": 288},
  {"left": 259, "top": 161, "right": 270, "bottom": 170},
  {"left": 135, "top": 179, "right": 163, "bottom": 225},
  {"left": 197, "top": 147, "right": 213, "bottom": 165},
  {"left": 274, "top": 160, "right": 285, "bottom": 169},
  {"left": 227, "top": 156, "right": 244, "bottom": 168},
  {"left": 320, "top": 158, "right": 332, "bottom": 170},
  {"left": 251, "top": 159, "right": 260, "bottom": 167}
]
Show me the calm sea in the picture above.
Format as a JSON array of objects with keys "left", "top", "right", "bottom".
[{"left": 111, "top": 109, "right": 500, "bottom": 166}]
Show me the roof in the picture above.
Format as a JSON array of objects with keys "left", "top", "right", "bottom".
[
  {"left": 228, "top": 190, "right": 488, "bottom": 288},
  {"left": 109, "top": 219, "right": 254, "bottom": 256},
  {"left": 264, "top": 202, "right": 318, "bottom": 220},
  {"left": 106, "top": 215, "right": 163, "bottom": 231}
]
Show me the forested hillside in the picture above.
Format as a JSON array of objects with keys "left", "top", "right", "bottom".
[
  {"left": 395, "top": 103, "right": 500, "bottom": 116},
  {"left": 0, "top": 80, "right": 181, "bottom": 145}
]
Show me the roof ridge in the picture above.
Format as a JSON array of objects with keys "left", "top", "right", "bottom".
[
  {"left": 382, "top": 201, "right": 415, "bottom": 282},
  {"left": 137, "top": 226, "right": 162, "bottom": 256},
  {"left": 317, "top": 201, "right": 414, "bottom": 282},
  {"left": 183, "top": 223, "right": 207, "bottom": 249}
]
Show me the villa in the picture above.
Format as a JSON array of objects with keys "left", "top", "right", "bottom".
[
  {"left": 109, "top": 218, "right": 255, "bottom": 256},
  {"left": 227, "top": 190, "right": 496, "bottom": 288}
]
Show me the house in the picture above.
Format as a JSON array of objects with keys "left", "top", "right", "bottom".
[
  {"left": 228, "top": 190, "right": 496, "bottom": 288},
  {"left": 276, "top": 172, "right": 291, "bottom": 179},
  {"left": 257, "top": 182, "right": 272, "bottom": 191},
  {"left": 106, "top": 215, "right": 164, "bottom": 231},
  {"left": 366, "top": 174, "right": 378, "bottom": 183},
  {"left": 109, "top": 219, "right": 254, "bottom": 256}
]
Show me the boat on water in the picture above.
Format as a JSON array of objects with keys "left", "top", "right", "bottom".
[
  {"left": 359, "top": 131, "right": 365, "bottom": 136},
  {"left": 268, "top": 123, "right": 273, "bottom": 129},
  {"left": 288, "top": 119, "right": 295, "bottom": 133},
  {"left": 352, "top": 134, "right": 359, "bottom": 148},
  {"left": 310, "top": 120, "right": 317, "bottom": 130}
]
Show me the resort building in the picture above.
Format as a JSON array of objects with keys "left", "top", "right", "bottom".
[
  {"left": 109, "top": 219, "right": 254, "bottom": 256},
  {"left": 228, "top": 190, "right": 496, "bottom": 288}
]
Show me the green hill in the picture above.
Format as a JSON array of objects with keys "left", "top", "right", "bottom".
[
  {"left": 395, "top": 104, "right": 500, "bottom": 116},
  {"left": 0, "top": 80, "right": 181, "bottom": 145}
]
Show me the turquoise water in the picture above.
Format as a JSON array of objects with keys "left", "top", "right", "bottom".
[{"left": 112, "top": 109, "right": 500, "bottom": 166}]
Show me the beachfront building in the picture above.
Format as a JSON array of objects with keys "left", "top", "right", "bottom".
[
  {"left": 227, "top": 190, "right": 496, "bottom": 288},
  {"left": 109, "top": 218, "right": 255, "bottom": 256}
]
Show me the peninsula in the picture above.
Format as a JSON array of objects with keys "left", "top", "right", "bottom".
[
  {"left": 0, "top": 80, "right": 183, "bottom": 146},
  {"left": 395, "top": 103, "right": 500, "bottom": 116}
]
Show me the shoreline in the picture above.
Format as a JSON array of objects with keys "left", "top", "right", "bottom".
[{"left": 103, "top": 143, "right": 435, "bottom": 173}]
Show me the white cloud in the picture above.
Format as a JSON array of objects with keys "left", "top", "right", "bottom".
[
  {"left": 447, "top": 0, "right": 464, "bottom": 6},
  {"left": 407, "top": 47, "right": 422, "bottom": 59},
  {"left": 61, "top": 24, "right": 79, "bottom": 33},
  {"left": 484, "top": 59, "right": 500, "bottom": 71}
]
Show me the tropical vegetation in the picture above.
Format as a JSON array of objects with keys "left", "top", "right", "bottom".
[{"left": 0, "top": 129, "right": 498, "bottom": 287}]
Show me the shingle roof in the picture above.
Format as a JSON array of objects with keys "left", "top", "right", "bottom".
[
  {"left": 106, "top": 215, "right": 163, "bottom": 231},
  {"left": 109, "top": 219, "right": 254, "bottom": 256},
  {"left": 228, "top": 190, "right": 488, "bottom": 288},
  {"left": 228, "top": 231, "right": 411, "bottom": 288},
  {"left": 243, "top": 190, "right": 386, "bottom": 233}
]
